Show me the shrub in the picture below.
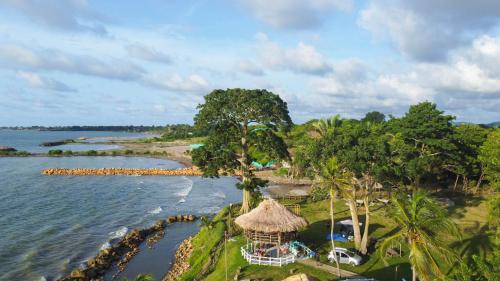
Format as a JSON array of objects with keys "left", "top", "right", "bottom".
[
  {"left": 48, "top": 149, "right": 63, "bottom": 155},
  {"left": 85, "top": 150, "right": 98, "bottom": 156},
  {"left": 63, "top": 150, "right": 73, "bottom": 156},
  {"left": 273, "top": 167, "right": 289, "bottom": 177},
  {"left": 308, "top": 186, "right": 329, "bottom": 202},
  {"left": 124, "top": 149, "right": 134, "bottom": 155}
]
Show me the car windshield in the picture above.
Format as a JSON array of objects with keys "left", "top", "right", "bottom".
[{"left": 345, "top": 250, "right": 356, "bottom": 256}]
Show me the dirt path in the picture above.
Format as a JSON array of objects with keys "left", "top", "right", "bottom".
[{"left": 298, "top": 259, "right": 372, "bottom": 280}]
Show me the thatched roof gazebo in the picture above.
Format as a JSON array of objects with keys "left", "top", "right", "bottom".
[
  {"left": 235, "top": 198, "right": 307, "bottom": 240},
  {"left": 235, "top": 198, "right": 311, "bottom": 266}
]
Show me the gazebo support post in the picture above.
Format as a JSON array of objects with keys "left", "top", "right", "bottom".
[{"left": 278, "top": 232, "right": 281, "bottom": 258}]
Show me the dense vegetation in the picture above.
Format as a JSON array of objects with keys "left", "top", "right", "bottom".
[
  {"left": 284, "top": 102, "right": 499, "bottom": 281},
  {"left": 154, "top": 124, "right": 207, "bottom": 141},
  {"left": 187, "top": 92, "right": 499, "bottom": 281}
]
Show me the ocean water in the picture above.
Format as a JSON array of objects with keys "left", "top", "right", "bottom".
[
  {"left": 0, "top": 130, "right": 152, "bottom": 152},
  {"left": 0, "top": 132, "right": 241, "bottom": 281}
]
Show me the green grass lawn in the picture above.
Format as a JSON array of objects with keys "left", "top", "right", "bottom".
[{"left": 179, "top": 194, "right": 492, "bottom": 281}]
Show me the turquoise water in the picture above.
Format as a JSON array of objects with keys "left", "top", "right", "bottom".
[
  {"left": 0, "top": 132, "right": 241, "bottom": 281},
  {"left": 0, "top": 130, "right": 152, "bottom": 152}
]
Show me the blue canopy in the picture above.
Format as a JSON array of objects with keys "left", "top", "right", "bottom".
[
  {"left": 251, "top": 161, "right": 264, "bottom": 169},
  {"left": 190, "top": 143, "right": 204, "bottom": 149},
  {"left": 326, "top": 233, "right": 348, "bottom": 242}
]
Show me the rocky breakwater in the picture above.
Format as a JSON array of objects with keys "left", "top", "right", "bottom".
[
  {"left": 162, "top": 237, "right": 193, "bottom": 281},
  {"left": 0, "top": 146, "right": 17, "bottom": 152},
  {"left": 42, "top": 167, "right": 203, "bottom": 176},
  {"left": 59, "top": 214, "right": 197, "bottom": 281},
  {"left": 40, "top": 139, "right": 75, "bottom": 147}
]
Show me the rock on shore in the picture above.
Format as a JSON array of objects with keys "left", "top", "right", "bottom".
[
  {"left": 162, "top": 237, "right": 193, "bottom": 281},
  {"left": 42, "top": 167, "right": 203, "bottom": 176}
]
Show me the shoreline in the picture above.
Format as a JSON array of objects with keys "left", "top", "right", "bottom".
[{"left": 1, "top": 137, "right": 313, "bottom": 280}]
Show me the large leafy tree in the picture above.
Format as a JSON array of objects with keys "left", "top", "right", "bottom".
[
  {"left": 387, "top": 102, "right": 455, "bottom": 189},
  {"left": 192, "top": 89, "right": 292, "bottom": 213},
  {"left": 479, "top": 129, "right": 500, "bottom": 190},
  {"left": 362, "top": 111, "right": 385, "bottom": 123},
  {"left": 448, "top": 124, "right": 489, "bottom": 193},
  {"left": 379, "top": 191, "right": 460, "bottom": 281}
]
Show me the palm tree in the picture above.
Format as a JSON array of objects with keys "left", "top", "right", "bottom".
[
  {"left": 379, "top": 191, "right": 460, "bottom": 281},
  {"left": 121, "top": 273, "right": 154, "bottom": 281},
  {"left": 317, "top": 157, "right": 352, "bottom": 277},
  {"left": 312, "top": 115, "right": 342, "bottom": 137}
]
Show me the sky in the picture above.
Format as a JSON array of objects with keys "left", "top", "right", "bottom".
[{"left": 0, "top": 0, "right": 500, "bottom": 126}]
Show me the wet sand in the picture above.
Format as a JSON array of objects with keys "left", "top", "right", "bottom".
[{"left": 263, "top": 184, "right": 312, "bottom": 198}]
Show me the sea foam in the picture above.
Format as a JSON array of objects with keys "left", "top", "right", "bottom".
[
  {"left": 148, "top": 206, "right": 162, "bottom": 214},
  {"left": 108, "top": 226, "right": 128, "bottom": 239}
]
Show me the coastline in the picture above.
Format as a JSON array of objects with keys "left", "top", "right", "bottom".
[{"left": 1, "top": 135, "right": 312, "bottom": 280}]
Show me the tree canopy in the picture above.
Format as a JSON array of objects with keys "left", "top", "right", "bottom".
[{"left": 192, "top": 88, "right": 292, "bottom": 213}]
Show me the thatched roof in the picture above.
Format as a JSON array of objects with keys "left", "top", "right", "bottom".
[{"left": 235, "top": 198, "right": 308, "bottom": 233}]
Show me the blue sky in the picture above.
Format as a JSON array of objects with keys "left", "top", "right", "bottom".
[{"left": 0, "top": 0, "right": 499, "bottom": 126}]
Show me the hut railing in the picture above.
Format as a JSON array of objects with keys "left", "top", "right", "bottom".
[
  {"left": 240, "top": 245, "right": 296, "bottom": 266},
  {"left": 283, "top": 204, "right": 301, "bottom": 215}
]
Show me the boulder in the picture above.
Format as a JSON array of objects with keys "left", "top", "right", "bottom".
[{"left": 70, "top": 269, "right": 85, "bottom": 278}]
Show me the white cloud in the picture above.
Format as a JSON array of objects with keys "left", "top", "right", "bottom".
[
  {"left": 256, "top": 33, "right": 332, "bottom": 75},
  {"left": 235, "top": 60, "right": 264, "bottom": 76},
  {"left": 309, "top": 36, "right": 500, "bottom": 120},
  {"left": 0, "top": 0, "right": 107, "bottom": 34},
  {"left": 241, "top": 0, "right": 352, "bottom": 30},
  {"left": 0, "top": 43, "right": 145, "bottom": 80},
  {"left": 126, "top": 43, "right": 172, "bottom": 64},
  {"left": 17, "top": 71, "right": 76, "bottom": 92},
  {"left": 359, "top": 0, "right": 500, "bottom": 61},
  {"left": 144, "top": 73, "right": 209, "bottom": 93}
]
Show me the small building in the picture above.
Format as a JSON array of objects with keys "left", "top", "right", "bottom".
[{"left": 235, "top": 198, "right": 313, "bottom": 266}]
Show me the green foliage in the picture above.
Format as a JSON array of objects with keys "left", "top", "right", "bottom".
[
  {"left": 0, "top": 150, "right": 31, "bottom": 156},
  {"left": 362, "top": 111, "right": 385, "bottom": 123},
  {"left": 387, "top": 102, "right": 456, "bottom": 187},
  {"left": 63, "top": 150, "right": 73, "bottom": 156},
  {"left": 308, "top": 185, "right": 329, "bottom": 202},
  {"left": 487, "top": 194, "right": 500, "bottom": 230},
  {"left": 479, "top": 130, "right": 500, "bottom": 190},
  {"left": 48, "top": 149, "right": 63, "bottom": 155},
  {"left": 193, "top": 89, "right": 292, "bottom": 187},
  {"left": 159, "top": 124, "right": 207, "bottom": 141},
  {"left": 445, "top": 251, "right": 500, "bottom": 281},
  {"left": 448, "top": 124, "right": 489, "bottom": 186},
  {"left": 312, "top": 115, "right": 342, "bottom": 137},
  {"left": 379, "top": 190, "right": 460, "bottom": 281},
  {"left": 84, "top": 150, "right": 98, "bottom": 156},
  {"left": 273, "top": 167, "right": 289, "bottom": 177}
]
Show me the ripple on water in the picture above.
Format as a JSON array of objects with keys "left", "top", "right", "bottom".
[{"left": 0, "top": 156, "right": 240, "bottom": 280}]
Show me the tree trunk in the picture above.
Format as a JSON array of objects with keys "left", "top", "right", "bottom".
[
  {"left": 330, "top": 188, "right": 341, "bottom": 277},
  {"left": 347, "top": 198, "right": 361, "bottom": 250},
  {"left": 453, "top": 174, "right": 459, "bottom": 191},
  {"left": 239, "top": 123, "right": 253, "bottom": 214},
  {"left": 474, "top": 170, "right": 484, "bottom": 194},
  {"left": 359, "top": 196, "right": 370, "bottom": 255},
  {"left": 240, "top": 186, "right": 251, "bottom": 214},
  {"left": 412, "top": 266, "right": 417, "bottom": 281},
  {"left": 462, "top": 175, "right": 469, "bottom": 193}
]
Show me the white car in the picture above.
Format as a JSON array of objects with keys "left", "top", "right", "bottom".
[{"left": 328, "top": 247, "right": 363, "bottom": 266}]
